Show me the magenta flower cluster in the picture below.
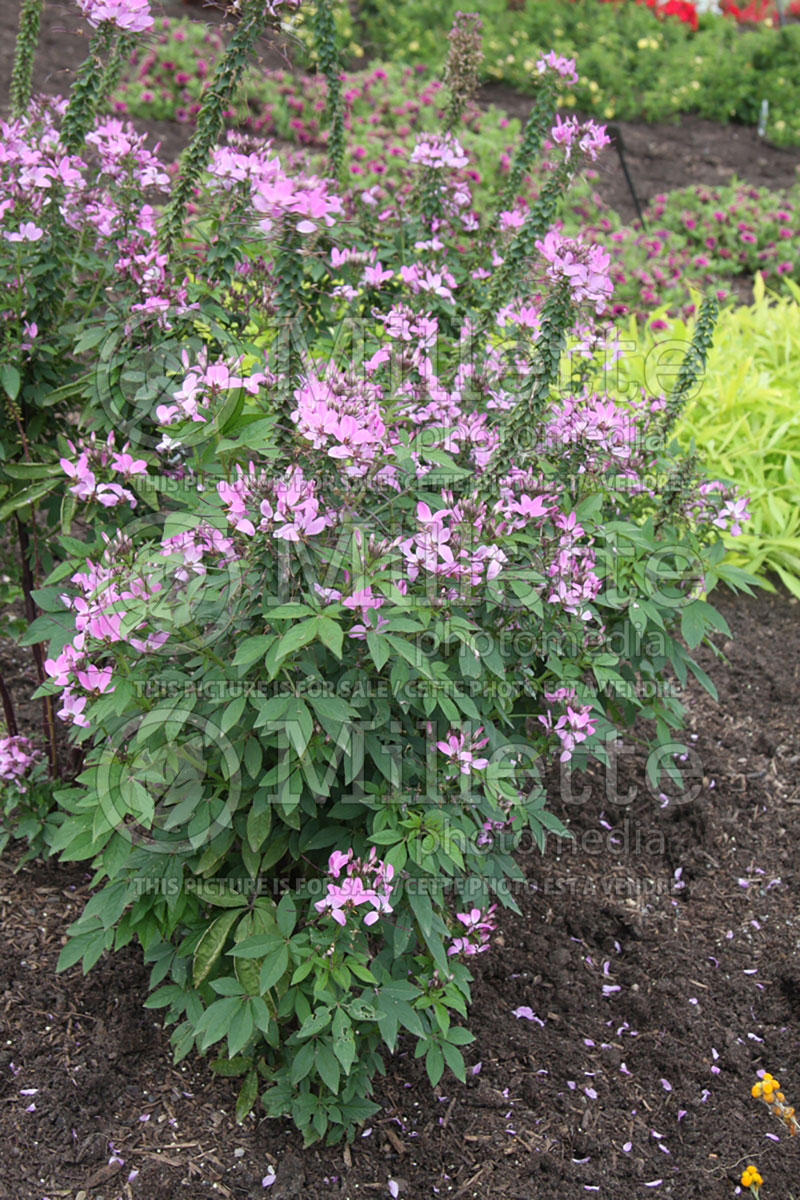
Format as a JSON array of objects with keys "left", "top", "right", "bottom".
[
  {"left": 447, "top": 905, "right": 497, "bottom": 957},
  {"left": 0, "top": 737, "right": 39, "bottom": 792},
  {"left": 59, "top": 431, "right": 146, "bottom": 510},
  {"left": 314, "top": 849, "right": 395, "bottom": 928}
]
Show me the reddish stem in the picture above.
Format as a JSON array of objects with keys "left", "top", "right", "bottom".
[
  {"left": 0, "top": 671, "right": 19, "bottom": 738},
  {"left": 16, "top": 516, "right": 59, "bottom": 779}
]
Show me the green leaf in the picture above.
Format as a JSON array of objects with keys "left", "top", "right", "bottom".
[
  {"left": 0, "top": 477, "right": 60, "bottom": 519},
  {"left": 227, "top": 1001, "right": 255, "bottom": 1057},
  {"left": 276, "top": 893, "right": 297, "bottom": 937},
  {"left": 235, "top": 1068, "right": 259, "bottom": 1124},
  {"left": 209, "top": 976, "right": 246, "bottom": 997},
  {"left": 331, "top": 1008, "right": 356, "bottom": 1075},
  {"left": 210, "top": 1055, "right": 251, "bottom": 1077},
  {"left": 345, "top": 997, "right": 377, "bottom": 1021},
  {"left": 229, "top": 933, "right": 284, "bottom": 959},
  {"left": 680, "top": 601, "right": 707, "bottom": 649},
  {"left": 274, "top": 618, "right": 321, "bottom": 665},
  {"left": 445, "top": 1026, "right": 475, "bottom": 1046},
  {"left": 0, "top": 364, "right": 21, "bottom": 400},
  {"left": 407, "top": 885, "right": 433, "bottom": 940},
  {"left": 425, "top": 1044, "right": 445, "bottom": 1088},
  {"left": 259, "top": 944, "right": 289, "bottom": 993},
  {"left": 246, "top": 798, "right": 272, "bottom": 852},
  {"left": 232, "top": 635, "right": 275, "bottom": 668},
  {"left": 290, "top": 1039, "right": 315, "bottom": 1085},
  {"left": 297, "top": 1007, "right": 332, "bottom": 1040},
  {"left": 442, "top": 1041, "right": 466, "bottom": 1082},
  {"left": 315, "top": 616, "right": 343, "bottom": 659},
  {"left": 196, "top": 997, "right": 241, "bottom": 1051},
  {"left": 366, "top": 632, "right": 389, "bottom": 671},
  {"left": 193, "top": 910, "right": 241, "bottom": 987},
  {"left": 315, "top": 1043, "right": 341, "bottom": 1094}
]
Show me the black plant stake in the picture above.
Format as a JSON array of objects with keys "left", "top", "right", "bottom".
[{"left": 607, "top": 124, "right": 646, "bottom": 231}]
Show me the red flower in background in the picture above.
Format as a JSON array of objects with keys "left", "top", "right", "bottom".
[{"left": 593, "top": 0, "right": 790, "bottom": 25}]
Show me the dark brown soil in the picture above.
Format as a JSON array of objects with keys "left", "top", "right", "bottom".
[
  {"left": 481, "top": 85, "right": 800, "bottom": 223},
  {"left": 1, "top": 584, "right": 800, "bottom": 1200}
]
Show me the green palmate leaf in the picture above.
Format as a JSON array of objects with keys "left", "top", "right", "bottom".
[
  {"left": 227, "top": 1001, "right": 255, "bottom": 1057},
  {"left": 259, "top": 945, "right": 290, "bottom": 993},
  {"left": 196, "top": 997, "right": 242, "bottom": 1052}
]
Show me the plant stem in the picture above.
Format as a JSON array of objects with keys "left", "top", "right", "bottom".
[
  {"left": 161, "top": 0, "right": 279, "bottom": 251},
  {"left": 60, "top": 23, "right": 116, "bottom": 154},
  {"left": 0, "top": 672, "right": 19, "bottom": 738},
  {"left": 16, "top": 517, "right": 59, "bottom": 779}
]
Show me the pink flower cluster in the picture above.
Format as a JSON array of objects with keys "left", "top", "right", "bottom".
[
  {"left": 314, "top": 848, "right": 394, "bottom": 928},
  {"left": 693, "top": 485, "right": 751, "bottom": 537},
  {"left": 60, "top": 431, "right": 147, "bottom": 509},
  {"left": 549, "top": 114, "right": 610, "bottom": 163},
  {"left": 535, "top": 231, "right": 613, "bottom": 315},
  {"left": 47, "top": 516, "right": 241, "bottom": 726},
  {"left": 546, "top": 511, "right": 602, "bottom": 621},
  {"left": 401, "top": 500, "right": 507, "bottom": 596},
  {"left": 160, "top": 524, "right": 236, "bottom": 582},
  {"left": 45, "top": 628, "right": 109, "bottom": 728},
  {"left": 713, "top": 496, "right": 750, "bottom": 537},
  {"left": 535, "top": 52, "right": 579, "bottom": 85},
  {"left": 409, "top": 133, "right": 469, "bottom": 171},
  {"left": 76, "top": 0, "right": 153, "bottom": 34},
  {"left": 207, "top": 143, "right": 343, "bottom": 235},
  {"left": 0, "top": 736, "right": 39, "bottom": 792},
  {"left": 291, "top": 372, "right": 389, "bottom": 478},
  {"left": 218, "top": 464, "right": 333, "bottom": 542},
  {"left": 544, "top": 391, "right": 639, "bottom": 472},
  {"left": 157, "top": 348, "right": 265, "bottom": 426},
  {"left": 85, "top": 119, "right": 169, "bottom": 189},
  {"left": 116, "top": 236, "right": 194, "bottom": 325},
  {"left": 447, "top": 905, "right": 497, "bottom": 957},
  {"left": 537, "top": 687, "right": 597, "bottom": 763},
  {"left": 437, "top": 726, "right": 490, "bottom": 777}
]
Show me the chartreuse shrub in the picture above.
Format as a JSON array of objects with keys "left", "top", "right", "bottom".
[
  {"left": 2, "top": 0, "right": 754, "bottom": 1147},
  {"left": 615, "top": 276, "right": 800, "bottom": 595}
]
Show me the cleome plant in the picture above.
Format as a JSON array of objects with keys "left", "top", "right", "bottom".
[{"left": 1, "top": 0, "right": 755, "bottom": 1147}]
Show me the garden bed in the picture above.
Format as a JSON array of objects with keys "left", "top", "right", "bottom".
[
  {"left": 1, "top": 582, "right": 799, "bottom": 1199},
  {"left": 2, "top": 4, "right": 799, "bottom": 222},
  {"left": 481, "top": 85, "right": 800, "bottom": 222}
]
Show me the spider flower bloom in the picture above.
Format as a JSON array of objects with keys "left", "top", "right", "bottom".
[
  {"left": 437, "top": 727, "right": 490, "bottom": 775},
  {"left": 77, "top": 0, "right": 154, "bottom": 33},
  {"left": 314, "top": 849, "right": 394, "bottom": 928}
]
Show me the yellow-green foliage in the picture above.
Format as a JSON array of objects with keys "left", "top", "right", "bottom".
[{"left": 615, "top": 276, "right": 800, "bottom": 596}]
